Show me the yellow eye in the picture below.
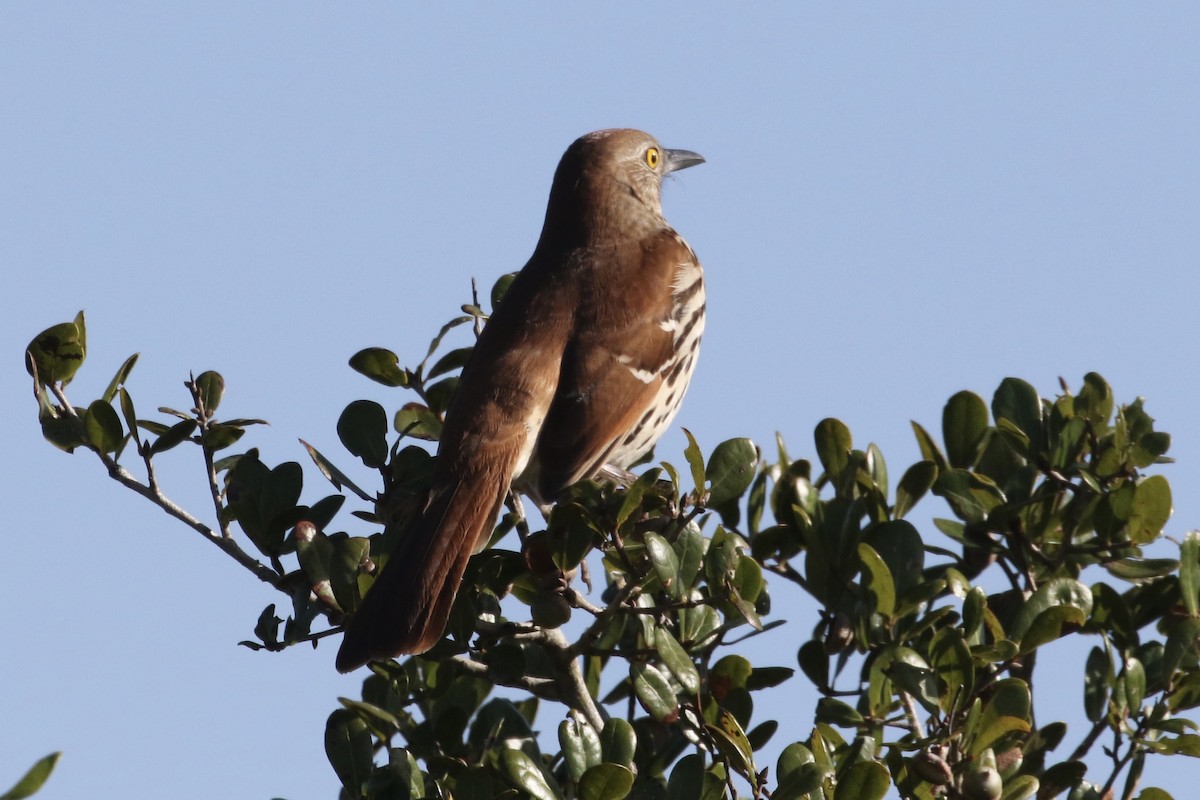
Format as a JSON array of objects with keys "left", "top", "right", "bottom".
[{"left": 645, "top": 147, "right": 660, "bottom": 169}]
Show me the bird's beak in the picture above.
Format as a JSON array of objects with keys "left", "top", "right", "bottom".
[{"left": 664, "top": 148, "right": 705, "bottom": 174}]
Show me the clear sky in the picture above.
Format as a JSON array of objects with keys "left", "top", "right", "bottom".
[{"left": 3, "top": 5, "right": 1198, "bottom": 798}]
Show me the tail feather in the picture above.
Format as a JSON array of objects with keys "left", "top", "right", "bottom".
[{"left": 335, "top": 461, "right": 510, "bottom": 672}]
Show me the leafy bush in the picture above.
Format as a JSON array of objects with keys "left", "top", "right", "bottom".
[{"left": 25, "top": 288, "right": 1199, "bottom": 799}]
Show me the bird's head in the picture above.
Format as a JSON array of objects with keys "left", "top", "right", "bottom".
[{"left": 543, "top": 128, "right": 704, "bottom": 241}]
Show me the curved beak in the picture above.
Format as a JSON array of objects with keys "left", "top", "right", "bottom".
[{"left": 664, "top": 148, "right": 705, "bottom": 174}]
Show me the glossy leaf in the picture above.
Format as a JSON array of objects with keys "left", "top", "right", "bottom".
[
  {"left": 814, "top": 417, "right": 852, "bottom": 480},
  {"left": 631, "top": 662, "right": 678, "bottom": 722},
  {"left": 1075, "top": 372, "right": 1114, "bottom": 426},
  {"left": 578, "top": 763, "right": 634, "bottom": 800},
  {"left": 1182, "top": 531, "right": 1200, "bottom": 618},
  {"left": 707, "top": 708, "right": 756, "bottom": 780},
  {"left": 706, "top": 437, "right": 759, "bottom": 507},
  {"left": 148, "top": 418, "right": 197, "bottom": 455},
  {"left": 1128, "top": 475, "right": 1172, "bottom": 544},
  {"left": 930, "top": 627, "right": 974, "bottom": 713},
  {"left": 911, "top": 420, "right": 948, "bottom": 470},
  {"left": 194, "top": 370, "right": 224, "bottom": 413},
  {"left": 1084, "top": 647, "right": 1111, "bottom": 722},
  {"left": 102, "top": 352, "right": 139, "bottom": 404},
  {"left": 559, "top": 717, "right": 601, "bottom": 782},
  {"left": 673, "top": 522, "right": 708, "bottom": 593},
  {"left": 349, "top": 347, "right": 407, "bottom": 387},
  {"left": 26, "top": 313, "right": 86, "bottom": 386},
  {"left": 992, "top": 377, "right": 1043, "bottom": 454},
  {"left": 1000, "top": 774, "right": 1040, "bottom": 800},
  {"left": 837, "top": 760, "right": 890, "bottom": 800},
  {"left": 83, "top": 399, "right": 123, "bottom": 453},
  {"left": 682, "top": 428, "right": 707, "bottom": 496},
  {"left": 500, "top": 749, "right": 558, "bottom": 800},
  {"left": 644, "top": 530, "right": 681, "bottom": 599},
  {"left": 857, "top": 543, "right": 895, "bottom": 617},
  {"left": 394, "top": 403, "right": 442, "bottom": 441},
  {"left": 894, "top": 460, "right": 937, "bottom": 519},
  {"left": 1009, "top": 578, "right": 1092, "bottom": 644},
  {"left": 943, "top": 390, "right": 988, "bottom": 469},
  {"left": 600, "top": 718, "right": 636, "bottom": 769},
  {"left": 1, "top": 752, "right": 60, "bottom": 800},
  {"left": 972, "top": 679, "right": 1031, "bottom": 755},
  {"left": 654, "top": 626, "right": 700, "bottom": 694},
  {"left": 324, "top": 709, "right": 373, "bottom": 796},
  {"left": 337, "top": 399, "right": 388, "bottom": 468},
  {"left": 299, "top": 439, "right": 374, "bottom": 502}
]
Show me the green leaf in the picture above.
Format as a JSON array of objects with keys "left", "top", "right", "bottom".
[
  {"left": 861, "top": 519, "right": 924, "bottom": 606},
  {"left": 600, "top": 718, "right": 637, "bottom": 769},
  {"left": 1135, "top": 789, "right": 1174, "bottom": 800},
  {"left": 911, "top": 420, "right": 948, "bottom": 470},
  {"left": 857, "top": 543, "right": 896, "bottom": 617},
  {"left": 1009, "top": 578, "right": 1092, "bottom": 647},
  {"left": 193, "top": 370, "right": 224, "bottom": 413},
  {"left": 706, "top": 437, "right": 759, "bottom": 507},
  {"left": 797, "top": 639, "right": 828, "bottom": 690},
  {"left": 667, "top": 754, "right": 711, "bottom": 800},
  {"left": 1075, "top": 372, "right": 1114, "bottom": 426},
  {"left": 559, "top": 717, "right": 601, "bottom": 783},
  {"left": 349, "top": 347, "right": 408, "bottom": 387},
  {"left": 631, "top": 662, "right": 678, "bottom": 722},
  {"left": 491, "top": 272, "right": 517, "bottom": 308},
  {"left": 148, "top": 418, "right": 197, "bottom": 455},
  {"left": 1, "top": 752, "right": 60, "bottom": 800},
  {"left": 26, "top": 313, "right": 86, "bottom": 386},
  {"left": 394, "top": 403, "right": 442, "bottom": 441},
  {"left": 1084, "top": 647, "right": 1111, "bottom": 722},
  {"left": 1124, "top": 656, "right": 1147, "bottom": 713},
  {"left": 972, "top": 678, "right": 1031, "bottom": 755},
  {"left": 673, "top": 522, "right": 708, "bottom": 593},
  {"left": 644, "top": 530, "right": 681, "bottom": 599},
  {"left": 1146, "top": 733, "right": 1200, "bottom": 757},
  {"left": 654, "top": 626, "right": 700, "bottom": 694},
  {"left": 1000, "top": 774, "right": 1041, "bottom": 800},
  {"left": 83, "top": 399, "right": 124, "bottom": 453},
  {"left": 101, "top": 352, "right": 139, "bottom": 404},
  {"left": 930, "top": 627, "right": 974, "bottom": 714},
  {"left": 682, "top": 428, "right": 706, "bottom": 497},
  {"left": 837, "top": 760, "right": 890, "bottom": 800},
  {"left": 707, "top": 708, "right": 756, "bottom": 780},
  {"left": 427, "top": 346, "right": 474, "bottom": 379},
  {"left": 1182, "top": 531, "right": 1200, "bottom": 618},
  {"left": 815, "top": 697, "right": 863, "bottom": 726},
  {"left": 578, "top": 763, "right": 634, "bottom": 800},
  {"left": 337, "top": 399, "right": 389, "bottom": 468},
  {"left": 894, "top": 460, "right": 937, "bottom": 519},
  {"left": 500, "top": 749, "right": 559, "bottom": 800},
  {"left": 943, "top": 390, "right": 988, "bottom": 469},
  {"left": 814, "top": 418, "right": 852, "bottom": 480},
  {"left": 1104, "top": 558, "right": 1180, "bottom": 582},
  {"left": 1128, "top": 475, "right": 1172, "bottom": 544},
  {"left": 992, "top": 377, "right": 1044, "bottom": 454},
  {"left": 299, "top": 439, "right": 374, "bottom": 502},
  {"left": 324, "top": 709, "right": 373, "bottom": 796}
]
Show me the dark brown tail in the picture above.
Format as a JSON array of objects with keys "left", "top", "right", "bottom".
[{"left": 335, "top": 463, "right": 509, "bottom": 672}]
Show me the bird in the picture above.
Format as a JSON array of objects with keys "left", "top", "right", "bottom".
[{"left": 335, "top": 128, "right": 706, "bottom": 672}]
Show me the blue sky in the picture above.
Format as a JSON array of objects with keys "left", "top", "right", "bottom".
[{"left": 3, "top": 5, "right": 1198, "bottom": 798}]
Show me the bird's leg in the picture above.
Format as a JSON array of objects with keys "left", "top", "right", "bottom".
[{"left": 505, "top": 489, "right": 531, "bottom": 544}]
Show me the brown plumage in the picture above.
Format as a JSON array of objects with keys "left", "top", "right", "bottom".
[{"left": 335, "top": 129, "right": 706, "bottom": 672}]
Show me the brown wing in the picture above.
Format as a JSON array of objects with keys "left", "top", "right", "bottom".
[{"left": 532, "top": 230, "right": 695, "bottom": 498}]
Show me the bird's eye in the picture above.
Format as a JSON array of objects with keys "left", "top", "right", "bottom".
[{"left": 645, "top": 147, "right": 660, "bottom": 169}]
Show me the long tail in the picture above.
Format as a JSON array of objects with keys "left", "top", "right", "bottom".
[{"left": 335, "top": 457, "right": 510, "bottom": 672}]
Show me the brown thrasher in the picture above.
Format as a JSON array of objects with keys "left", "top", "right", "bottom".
[{"left": 335, "top": 129, "right": 705, "bottom": 672}]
